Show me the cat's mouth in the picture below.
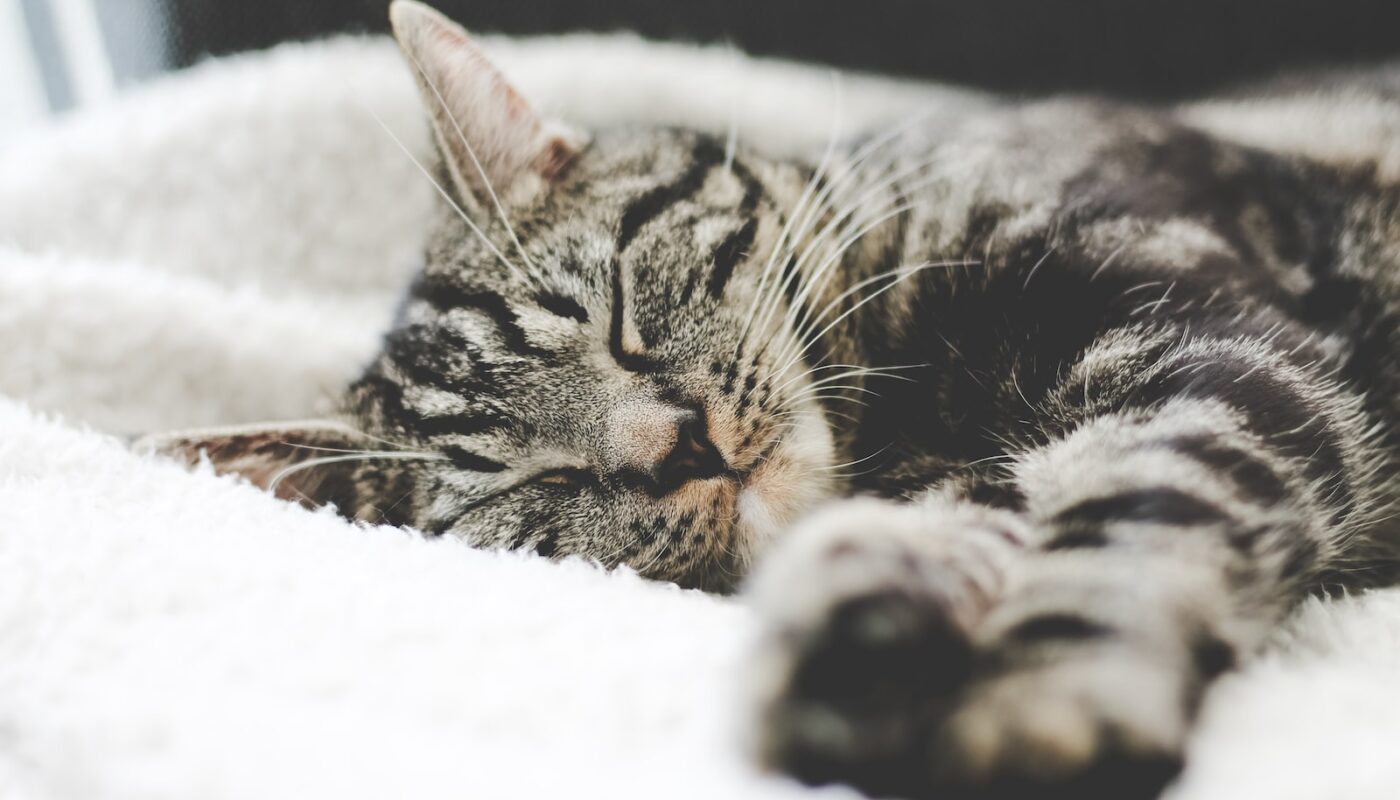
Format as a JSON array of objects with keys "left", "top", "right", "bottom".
[
  {"left": 652, "top": 403, "right": 835, "bottom": 588},
  {"left": 731, "top": 432, "right": 784, "bottom": 484}
]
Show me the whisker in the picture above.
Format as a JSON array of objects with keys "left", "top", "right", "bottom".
[
  {"left": 785, "top": 370, "right": 913, "bottom": 396},
  {"left": 767, "top": 112, "right": 937, "bottom": 305},
  {"left": 798, "top": 393, "right": 871, "bottom": 408},
  {"left": 764, "top": 199, "right": 925, "bottom": 360},
  {"left": 274, "top": 441, "right": 430, "bottom": 457},
  {"left": 402, "top": 50, "right": 543, "bottom": 285},
  {"left": 735, "top": 73, "right": 845, "bottom": 357},
  {"left": 768, "top": 362, "right": 923, "bottom": 396},
  {"left": 267, "top": 452, "right": 448, "bottom": 495},
  {"left": 816, "top": 443, "right": 893, "bottom": 473},
  {"left": 762, "top": 193, "right": 963, "bottom": 374},
  {"left": 764, "top": 151, "right": 958, "bottom": 360},
  {"left": 355, "top": 96, "right": 526, "bottom": 282},
  {"left": 347, "top": 427, "right": 441, "bottom": 453},
  {"left": 776, "top": 151, "right": 953, "bottom": 334},
  {"left": 774, "top": 260, "right": 972, "bottom": 380},
  {"left": 788, "top": 383, "right": 883, "bottom": 401}
]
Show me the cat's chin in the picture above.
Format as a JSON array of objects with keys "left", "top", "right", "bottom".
[{"left": 729, "top": 405, "right": 839, "bottom": 571}]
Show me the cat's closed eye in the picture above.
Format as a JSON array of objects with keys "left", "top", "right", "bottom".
[{"left": 532, "top": 467, "right": 595, "bottom": 491}]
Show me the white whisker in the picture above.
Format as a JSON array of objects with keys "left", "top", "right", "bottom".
[
  {"left": 816, "top": 443, "right": 893, "bottom": 473},
  {"left": 773, "top": 260, "right": 973, "bottom": 379},
  {"left": 267, "top": 451, "right": 449, "bottom": 495},
  {"left": 765, "top": 199, "right": 926, "bottom": 362},
  {"left": 769, "top": 362, "right": 922, "bottom": 396},
  {"left": 735, "top": 73, "right": 845, "bottom": 356},
  {"left": 776, "top": 151, "right": 952, "bottom": 331},
  {"left": 403, "top": 50, "right": 543, "bottom": 285},
  {"left": 355, "top": 97, "right": 525, "bottom": 282}
]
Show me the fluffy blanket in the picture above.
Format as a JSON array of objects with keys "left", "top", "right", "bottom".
[{"left": 2, "top": 34, "right": 1399, "bottom": 800}]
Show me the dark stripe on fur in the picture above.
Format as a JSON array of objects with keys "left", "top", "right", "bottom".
[
  {"left": 1046, "top": 528, "right": 1111, "bottom": 550},
  {"left": 617, "top": 137, "right": 726, "bottom": 252},
  {"left": 1163, "top": 435, "right": 1289, "bottom": 505},
  {"left": 354, "top": 365, "right": 511, "bottom": 445},
  {"left": 964, "top": 480, "right": 1027, "bottom": 511},
  {"left": 778, "top": 254, "right": 802, "bottom": 309},
  {"left": 609, "top": 258, "right": 662, "bottom": 372},
  {"left": 1279, "top": 536, "right": 1321, "bottom": 581},
  {"left": 708, "top": 217, "right": 757, "bottom": 299},
  {"left": 535, "top": 291, "right": 589, "bottom": 323},
  {"left": 383, "top": 326, "right": 502, "bottom": 398},
  {"left": 1005, "top": 614, "right": 1113, "bottom": 644},
  {"left": 414, "top": 413, "right": 511, "bottom": 439},
  {"left": 730, "top": 159, "right": 764, "bottom": 215},
  {"left": 413, "top": 276, "right": 547, "bottom": 357},
  {"left": 533, "top": 529, "right": 559, "bottom": 557},
  {"left": 678, "top": 271, "right": 701, "bottom": 307},
  {"left": 1053, "top": 488, "right": 1231, "bottom": 528},
  {"left": 442, "top": 446, "right": 508, "bottom": 473},
  {"left": 348, "top": 372, "right": 414, "bottom": 430},
  {"left": 1128, "top": 355, "right": 1350, "bottom": 517}
]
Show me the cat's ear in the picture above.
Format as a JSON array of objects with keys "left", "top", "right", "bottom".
[
  {"left": 135, "top": 421, "right": 407, "bottom": 522},
  {"left": 389, "top": 0, "right": 583, "bottom": 205}
]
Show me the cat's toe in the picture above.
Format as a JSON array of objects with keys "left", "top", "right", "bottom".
[
  {"left": 968, "top": 751, "right": 1184, "bottom": 800},
  {"left": 929, "top": 652, "right": 1190, "bottom": 800},
  {"left": 754, "top": 588, "right": 972, "bottom": 796}
]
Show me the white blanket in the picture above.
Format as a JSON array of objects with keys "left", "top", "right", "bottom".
[{"left": 2, "top": 35, "right": 1399, "bottom": 800}]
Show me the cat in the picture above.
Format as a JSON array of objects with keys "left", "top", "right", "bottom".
[{"left": 146, "top": 1, "right": 1400, "bottom": 797}]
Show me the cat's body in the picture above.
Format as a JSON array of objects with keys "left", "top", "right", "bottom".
[
  {"left": 152, "top": 3, "right": 1400, "bottom": 797},
  {"left": 741, "top": 99, "right": 1400, "bottom": 796}
]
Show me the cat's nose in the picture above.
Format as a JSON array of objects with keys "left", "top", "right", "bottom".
[
  {"left": 656, "top": 411, "right": 726, "bottom": 492},
  {"left": 609, "top": 402, "right": 727, "bottom": 495}
]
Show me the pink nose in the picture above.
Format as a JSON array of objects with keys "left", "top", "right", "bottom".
[{"left": 607, "top": 401, "right": 726, "bottom": 495}]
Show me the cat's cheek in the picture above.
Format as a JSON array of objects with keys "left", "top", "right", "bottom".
[
  {"left": 735, "top": 485, "right": 789, "bottom": 561},
  {"left": 734, "top": 414, "right": 840, "bottom": 566}
]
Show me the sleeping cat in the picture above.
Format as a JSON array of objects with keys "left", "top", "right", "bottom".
[{"left": 149, "top": 1, "right": 1400, "bottom": 797}]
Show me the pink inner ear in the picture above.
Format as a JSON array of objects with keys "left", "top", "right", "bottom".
[
  {"left": 428, "top": 19, "right": 468, "bottom": 48},
  {"left": 428, "top": 23, "right": 532, "bottom": 124},
  {"left": 481, "top": 60, "right": 537, "bottom": 131},
  {"left": 535, "top": 136, "right": 578, "bottom": 180}
]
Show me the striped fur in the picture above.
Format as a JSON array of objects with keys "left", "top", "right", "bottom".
[
  {"left": 171, "top": 5, "right": 1400, "bottom": 797},
  {"left": 739, "top": 100, "right": 1399, "bottom": 796}
]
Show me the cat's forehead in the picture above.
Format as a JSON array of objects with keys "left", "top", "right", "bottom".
[
  {"left": 558, "top": 128, "right": 765, "bottom": 211},
  {"left": 575, "top": 128, "right": 721, "bottom": 179},
  {"left": 432, "top": 129, "right": 767, "bottom": 285}
]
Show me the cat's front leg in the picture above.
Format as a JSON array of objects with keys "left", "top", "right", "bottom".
[{"left": 744, "top": 495, "right": 1029, "bottom": 797}]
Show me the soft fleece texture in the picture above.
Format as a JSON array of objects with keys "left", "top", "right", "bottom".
[{"left": 2, "top": 34, "right": 1399, "bottom": 800}]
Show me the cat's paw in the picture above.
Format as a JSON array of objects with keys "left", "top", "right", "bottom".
[
  {"left": 745, "top": 499, "right": 1198, "bottom": 800},
  {"left": 744, "top": 498, "right": 1025, "bottom": 797}
]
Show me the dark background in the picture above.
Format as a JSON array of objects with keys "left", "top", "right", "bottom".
[{"left": 166, "top": 0, "right": 1400, "bottom": 100}]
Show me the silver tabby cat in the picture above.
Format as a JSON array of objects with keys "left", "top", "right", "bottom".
[{"left": 155, "top": 2, "right": 1400, "bottom": 797}]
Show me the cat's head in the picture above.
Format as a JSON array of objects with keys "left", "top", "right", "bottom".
[{"left": 155, "top": 0, "right": 844, "bottom": 590}]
